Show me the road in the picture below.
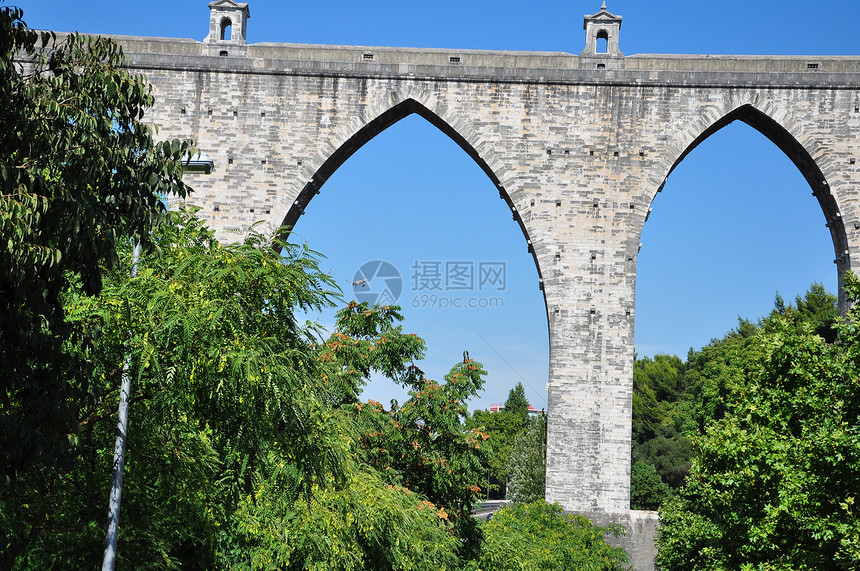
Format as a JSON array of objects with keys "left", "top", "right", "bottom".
[{"left": 472, "top": 499, "right": 511, "bottom": 519}]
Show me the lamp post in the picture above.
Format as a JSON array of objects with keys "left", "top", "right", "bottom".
[
  {"left": 181, "top": 150, "right": 215, "bottom": 174},
  {"left": 101, "top": 242, "right": 139, "bottom": 571},
  {"left": 101, "top": 150, "right": 214, "bottom": 570}
]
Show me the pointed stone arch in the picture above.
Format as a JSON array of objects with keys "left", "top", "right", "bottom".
[
  {"left": 281, "top": 97, "right": 547, "bottom": 311},
  {"left": 643, "top": 103, "right": 849, "bottom": 309}
]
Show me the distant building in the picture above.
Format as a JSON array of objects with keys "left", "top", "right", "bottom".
[{"left": 488, "top": 404, "right": 545, "bottom": 416}]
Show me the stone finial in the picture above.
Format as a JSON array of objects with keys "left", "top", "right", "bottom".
[{"left": 203, "top": 0, "right": 250, "bottom": 57}]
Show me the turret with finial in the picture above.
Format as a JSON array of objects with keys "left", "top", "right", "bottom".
[{"left": 581, "top": 2, "right": 623, "bottom": 60}]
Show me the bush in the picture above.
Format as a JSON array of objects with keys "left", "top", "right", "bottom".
[{"left": 472, "top": 500, "right": 627, "bottom": 570}]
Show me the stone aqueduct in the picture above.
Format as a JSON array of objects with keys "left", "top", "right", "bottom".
[{"left": 81, "top": 0, "right": 860, "bottom": 562}]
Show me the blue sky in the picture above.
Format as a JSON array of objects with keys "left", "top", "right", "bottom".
[{"left": 16, "top": 1, "right": 857, "bottom": 410}]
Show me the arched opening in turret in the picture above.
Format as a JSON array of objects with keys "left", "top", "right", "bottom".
[
  {"left": 220, "top": 18, "right": 232, "bottom": 41},
  {"left": 631, "top": 105, "right": 842, "bottom": 506},
  {"left": 285, "top": 99, "right": 549, "bottom": 422},
  {"left": 596, "top": 29, "right": 609, "bottom": 53}
]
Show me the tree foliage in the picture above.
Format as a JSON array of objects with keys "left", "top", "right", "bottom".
[
  {"left": 0, "top": 207, "right": 634, "bottom": 568},
  {"left": 6, "top": 205, "right": 620, "bottom": 568},
  {"left": 630, "top": 354, "right": 691, "bottom": 508},
  {"left": 770, "top": 282, "right": 838, "bottom": 342},
  {"left": 630, "top": 285, "right": 839, "bottom": 511},
  {"left": 467, "top": 408, "right": 524, "bottom": 499},
  {"left": 472, "top": 501, "right": 628, "bottom": 571},
  {"left": 1, "top": 208, "right": 339, "bottom": 567},
  {"left": 504, "top": 382, "right": 531, "bottom": 423},
  {"left": 0, "top": 6, "right": 193, "bottom": 487},
  {"left": 1, "top": 207, "right": 492, "bottom": 568},
  {"left": 224, "top": 462, "right": 461, "bottom": 570},
  {"left": 506, "top": 413, "right": 547, "bottom": 503},
  {"left": 656, "top": 276, "right": 860, "bottom": 570},
  {"left": 467, "top": 382, "right": 535, "bottom": 500},
  {"left": 632, "top": 354, "right": 686, "bottom": 444},
  {"left": 630, "top": 461, "right": 671, "bottom": 512},
  {"left": 316, "top": 303, "right": 490, "bottom": 558},
  {"left": 314, "top": 302, "right": 425, "bottom": 408},
  {"left": 213, "top": 300, "right": 493, "bottom": 567}
]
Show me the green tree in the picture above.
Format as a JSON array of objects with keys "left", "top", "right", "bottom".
[
  {"left": 467, "top": 408, "right": 524, "bottom": 499},
  {"left": 344, "top": 339, "right": 490, "bottom": 556},
  {"left": 472, "top": 501, "right": 628, "bottom": 570},
  {"left": 684, "top": 319, "right": 769, "bottom": 435},
  {"left": 313, "top": 301, "right": 425, "bottom": 408},
  {"left": 632, "top": 354, "right": 686, "bottom": 444},
  {"left": 684, "top": 284, "right": 838, "bottom": 436},
  {"left": 630, "top": 285, "right": 838, "bottom": 510},
  {"left": 656, "top": 275, "right": 860, "bottom": 570},
  {"left": 226, "top": 465, "right": 461, "bottom": 570},
  {"left": 504, "top": 382, "right": 531, "bottom": 423},
  {"left": 230, "top": 300, "right": 489, "bottom": 566},
  {"left": 1, "top": 209, "right": 339, "bottom": 567},
  {"left": 0, "top": 6, "right": 193, "bottom": 486},
  {"left": 630, "top": 354, "right": 691, "bottom": 508},
  {"left": 630, "top": 461, "right": 671, "bottom": 511},
  {"left": 768, "top": 282, "right": 838, "bottom": 342},
  {"left": 632, "top": 426, "right": 692, "bottom": 492},
  {"left": 506, "top": 413, "right": 547, "bottom": 503}
]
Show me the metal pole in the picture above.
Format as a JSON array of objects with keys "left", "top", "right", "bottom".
[{"left": 102, "top": 241, "right": 140, "bottom": 571}]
